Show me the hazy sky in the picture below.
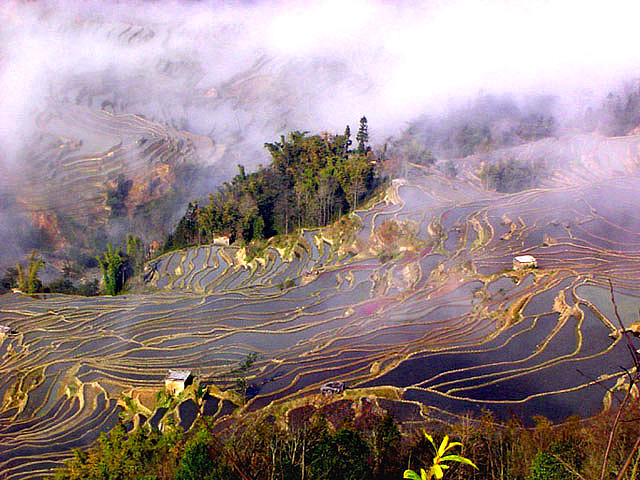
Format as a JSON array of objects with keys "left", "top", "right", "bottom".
[
  {"left": 1, "top": 0, "right": 639, "bottom": 157},
  {"left": 0, "top": 0, "right": 639, "bottom": 266}
]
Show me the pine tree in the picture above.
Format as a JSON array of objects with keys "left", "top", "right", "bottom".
[
  {"left": 344, "top": 125, "right": 352, "bottom": 156},
  {"left": 126, "top": 234, "right": 145, "bottom": 275},
  {"left": 356, "top": 116, "right": 369, "bottom": 153}
]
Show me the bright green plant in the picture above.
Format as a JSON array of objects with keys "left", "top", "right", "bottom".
[
  {"left": 404, "top": 431, "right": 478, "bottom": 480},
  {"left": 16, "top": 251, "right": 44, "bottom": 293},
  {"left": 96, "top": 243, "right": 124, "bottom": 295}
]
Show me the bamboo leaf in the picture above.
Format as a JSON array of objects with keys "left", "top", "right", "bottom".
[
  {"left": 403, "top": 469, "right": 421, "bottom": 480},
  {"left": 438, "top": 435, "right": 449, "bottom": 456},
  {"left": 444, "top": 441, "right": 463, "bottom": 452},
  {"left": 440, "top": 455, "right": 479, "bottom": 469},
  {"left": 423, "top": 430, "right": 438, "bottom": 452}
]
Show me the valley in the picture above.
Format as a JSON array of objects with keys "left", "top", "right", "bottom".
[{"left": 3, "top": 170, "right": 640, "bottom": 478}]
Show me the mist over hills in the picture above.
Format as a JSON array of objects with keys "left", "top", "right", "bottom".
[
  {"left": 5, "top": 2, "right": 640, "bottom": 478},
  {"left": 2, "top": 0, "right": 640, "bottom": 273}
]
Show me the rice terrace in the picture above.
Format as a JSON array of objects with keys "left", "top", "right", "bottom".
[
  {"left": 4, "top": 1, "right": 640, "bottom": 479},
  {"left": 3, "top": 165, "right": 640, "bottom": 477}
]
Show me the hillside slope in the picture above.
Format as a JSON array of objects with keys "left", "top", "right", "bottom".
[{"left": 3, "top": 169, "right": 640, "bottom": 477}]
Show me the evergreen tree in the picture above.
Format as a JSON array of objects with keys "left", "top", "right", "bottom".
[
  {"left": 443, "top": 159, "right": 458, "bottom": 178},
  {"left": 0, "top": 267, "right": 18, "bottom": 294},
  {"left": 126, "top": 234, "right": 145, "bottom": 275},
  {"left": 164, "top": 126, "right": 380, "bottom": 254},
  {"left": 344, "top": 125, "right": 352, "bottom": 156},
  {"left": 356, "top": 116, "right": 369, "bottom": 153},
  {"left": 175, "top": 430, "right": 223, "bottom": 480}
]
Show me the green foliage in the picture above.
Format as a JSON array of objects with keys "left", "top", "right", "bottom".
[
  {"left": 44, "top": 278, "right": 100, "bottom": 296},
  {"left": 0, "top": 266, "right": 18, "bottom": 294},
  {"left": 44, "top": 279, "right": 76, "bottom": 295},
  {"left": 344, "top": 125, "right": 353, "bottom": 154},
  {"left": 52, "top": 400, "right": 640, "bottom": 480},
  {"left": 278, "top": 278, "right": 296, "bottom": 290},
  {"left": 516, "top": 113, "right": 556, "bottom": 141},
  {"left": 528, "top": 441, "right": 583, "bottom": 480},
  {"left": 54, "top": 422, "right": 177, "bottom": 480},
  {"left": 478, "top": 158, "right": 546, "bottom": 193},
  {"left": 77, "top": 279, "right": 101, "bottom": 296},
  {"left": 16, "top": 251, "right": 44, "bottom": 293},
  {"left": 528, "top": 452, "right": 568, "bottom": 480},
  {"left": 373, "top": 415, "right": 402, "bottom": 480},
  {"left": 406, "top": 142, "right": 436, "bottom": 167},
  {"left": 164, "top": 126, "right": 380, "bottom": 253},
  {"left": 601, "top": 83, "right": 640, "bottom": 136},
  {"left": 454, "top": 123, "right": 493, "bottom": 157},
  {"left": 175, "top": 429, "right": 231, "bottom": 480},
  {"left": 307, "top": 427, "right": 371, "bottom": 480},
  {"left": 96, "top": 244, "right": 125, "bottom": 295},
  {"left": 106, "top": 174, "right": 133, "bottom": 218},
  {"left": 126, "top": 233, "right": 145, "bottom": 277},
  {"left": 356, "top": 116, "right": 369, "bottom": 153},
  {"left": 386, "top": 94, "right": 558, "bottom": 174},
  {"left": 231, "top": 352, "right": 259, "bottom": 403},
  {"left": 442, "top": 160, "right": 457, "bottom": 179}
]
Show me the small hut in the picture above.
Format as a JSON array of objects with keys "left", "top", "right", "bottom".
[
  {"left": 513, "top": 255, "right": 537, "bottom": 270},
  {"left": 0, "top": 325, "right": 11, "bottom": 335},
  {"left": 164, "top": 370, "right": 193, "bottom": 395},
  {"left": 213, "top": 235, "right": 231, "bottom": 246},
  {"left": 148, "top": 240, "right": 161, "bottom": 257},
  {"left": 320, "top": 381, "right": 345, "bottom": 397}
]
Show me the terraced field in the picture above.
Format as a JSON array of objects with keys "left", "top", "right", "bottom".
[
  {"left": 3, "top": 173, "right": 640, "bottom": 478},
  {"left": 6, "top": 103, "right": 223, "bottom": 258}
]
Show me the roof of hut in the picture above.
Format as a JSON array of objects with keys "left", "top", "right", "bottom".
[{"left": 165, "top": 370, "right": 192, "bottom": 381}]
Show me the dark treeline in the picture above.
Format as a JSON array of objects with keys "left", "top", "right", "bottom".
[
  {"left": 392, "top": 94, "right": 558, "bottom": 162},
  {"left": 0, "top": 234, "right": 147, "bottom": 297},
  {"left": 597, "top": 79, "right": 640, "bottom": 136},
  {"left": 395, "top": 80, "right": 640, "bottom": 165},
  {"left": 163, "top": 118, "right": 380, "bottom": 252},
  {"left": 0, "top": 251, "right": 100, "bottom": 296},
  {"left": 477, "top": 157, "right": 547, "bottom": 193},
  {"left": 53, "top": 400, "right": 640, "bottom": 480}
]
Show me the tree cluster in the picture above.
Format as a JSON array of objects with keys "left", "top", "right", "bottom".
[
  {"left": 0, "top": 261, "right": 100, "bottom": 297},
  {"left": 388, "top": 94, "right": 558, "bottom": 165},
  {"left": 54, "top": 398, "right": 640, "bottom": 480},
  {"left": 164, "top": 121, "right": 379, "bottom": 252},
  {"left": 55, "top": 411, "right": 403, "bottom": 480},
  {"left": 477, "top": 158, "right": 547, "bottom": 193},
  {"left": 106, "top": 174, "right": 133, "bottom": 218},
  {"left": 96, "top": 234, "right": 146, "bottom": 295},
  {"left": 16, "top": 251, "right": 44, "bottom": 294},
  {"left": 597, "top": 81, "right": 640, "bottom": 136}
]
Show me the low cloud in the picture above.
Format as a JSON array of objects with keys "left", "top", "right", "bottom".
[{"left": 0, "top": 0, "right": 639, "bottom": 266}]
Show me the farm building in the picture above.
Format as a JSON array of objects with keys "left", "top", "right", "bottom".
[
  {"left": 164, "top": 370, "right": 193, "bottom": 395},
  {"left": 213, "top": 235, "right": 230, "bottom": 246},
  {"left": 513, "top": 255, "right": 537, "bottom": 270},
  {"left": 320, "top": 381, "right": 345, "bottom": 397},
  {"left": 0, "top": 325, "right": 10, "bottom": 335}
]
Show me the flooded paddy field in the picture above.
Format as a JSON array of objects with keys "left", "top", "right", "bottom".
[{"left": 4, "top": 175, "right": 640, "bottom": 477}]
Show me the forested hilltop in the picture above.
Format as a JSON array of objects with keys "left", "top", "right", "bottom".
[{"left": 163, "top": 118, "right": 380, "bottom": 251}]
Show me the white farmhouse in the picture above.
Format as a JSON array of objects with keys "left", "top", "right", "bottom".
[{"left": 513, "top": 255, "right": 537, "bottom": 270}]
